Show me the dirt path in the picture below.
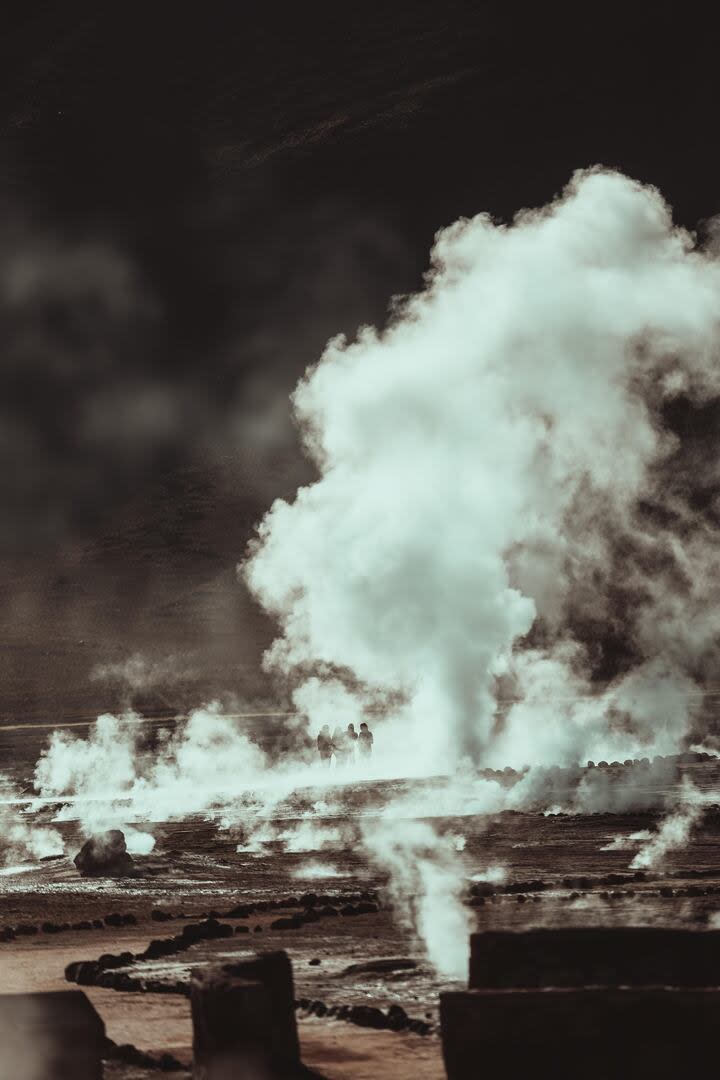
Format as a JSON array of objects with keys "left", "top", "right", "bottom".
[{"left": 300, "top": 1018, "right": 445, "bottom": 1080}]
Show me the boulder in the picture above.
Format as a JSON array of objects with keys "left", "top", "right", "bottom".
[
  {"left": 151, "top": 909, "right": 174, "bottom": 921},
  {"left": 73, "top": 831, "right": 134, "bottom": 878},
  {"left": 386, "top": 1004, "right": 410, "bottom": 1030},
  {"left": 270, "top": 916, "right": 303, "bottom": 930},
  {"left": 348, "top": 1005, "right": 387, "bottom": 1029}
]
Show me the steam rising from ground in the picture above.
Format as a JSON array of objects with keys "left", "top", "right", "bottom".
[
  {"left": 630, "top": 781, "right": 706, "bottom": 870},
  {"left": 34, "top": 706, "right": 267, "bottom": 833},
  {"left": 245, "top": 168, "right": 720, "bottom": 772},
  {"left": 240, "top": 168, "right": 720, "bottom": 968},
  {"left": 362, "top": 819, "right": 472, "bottom": 979},
  {"left": 0, "top": 777, "right": 63, "bottom": 865},
  {"left": 16, "top": 170, "right": 720, "bottom": 976}
]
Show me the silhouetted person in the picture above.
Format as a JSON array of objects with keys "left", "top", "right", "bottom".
[
  {"left": 317, "top": 724, "right": 332, "bottom": 765},
  {"left": 345, "top": 722, "right": 359, "bottom": 762},
  {"left": 332, "top": 726, "right": 345, "bottom": 765},
  {"left": 358, "top": 721, "right": 374, "bottom": 758}
]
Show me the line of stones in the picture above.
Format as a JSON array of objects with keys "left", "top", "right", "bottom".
[
  {"left": 295, "top": 998, "right": 434, "bottom": 1036},
  {"left": 102, "top": 1036, "right": 185, "bottom": 1074},
  {"left": 468, "top": 869, "right": 720, "bottom": 905},
  {"left": 65, "top": 891, "right": 381, "bottom": 995},
  {"left": 62, "top": 892, "right": 434, "bottom": 1037},
  {"left": 0, "top": 888, "right": 378, "bottom": 945},
  {"left": 0, "top": 911, "right": 139, "bottom": 942}
]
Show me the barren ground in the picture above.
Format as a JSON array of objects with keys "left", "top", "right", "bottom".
[{"left": 2, "top": 747, "right": 720, "bottom": 1078}]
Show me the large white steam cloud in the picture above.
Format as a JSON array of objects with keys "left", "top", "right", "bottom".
[
  {"left": 245, "top": 169, "right": 720, "bottom": 772},
  {"left": 18, "top": 169, "right": 720, "bottom": 980}
]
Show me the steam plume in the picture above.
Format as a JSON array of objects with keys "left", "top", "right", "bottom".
[
  {"left": 245, "top": 169, "right": 720, "bottom": 771},
  {"left": 630, "top": 780, "right": 705, "bottom": 870},
  {"left": 362, "top": 818, "right": 472, "bottom": 980},
  {"left": 0, "top": 776, "right": 63, "bottom": 865}
]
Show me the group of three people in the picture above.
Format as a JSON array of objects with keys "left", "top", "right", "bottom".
[{"left": 316, "top": 722, "right": 373, "bottom": 766}]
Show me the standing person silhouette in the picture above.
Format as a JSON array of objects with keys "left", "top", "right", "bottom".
[
  {"left": 358, "top": 721, "right": 374, "bottom": 758},
  {"left": 332, "top": 726, "right": 346, "bottom": 766},
  {"left": 317, "top": 724, "right": 332, "bottom": 765},
  {"left": 345, "top": 722, "right": 359, "bottom": 763}
]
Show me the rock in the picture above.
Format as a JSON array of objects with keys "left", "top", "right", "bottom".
[
  {"left": 180, "top": 923, "right": 204, "bottom": 944},
  {"left": 204, "top": 918, "right": 233, "bottom": 939},
  {"left": 151, "top": 909, "right": 174, "bottom": 921},
  {"left": 180, "top": 918, "right": 233, "bottom": 943},
  {"left": 309, "top": 958, "right": 321, "bottom": 965},
  {"left": 68, "top": 962, "right": 94, "bottom": 986},
  {"left": 142, "top": 939, "right": 178, "bottom": 960},
  {"left": 225, "top": 904, "right": 253, "bottom": 918},
  {"left": 235, "top": 925, "right": 250, "bottom": 934},
  {"left": 470, "top": 882, "right": 497, "bottom": 897},
  {"left": 408, "top": 1019, "right": 431, "bottom": 1034},
  {"left": 158, "top": 1052, "right": 185, "bottom": 1071},
  {"left": 102, "top": 1037, "right": 183, "bottom": 1071},
  {"left": 103, "top": 913, "right": 124, "bottom": 927},
  {"left": 271, "top": 916, "right": 303, "bottom": 930},
  {"left": 14, "top": 923, "right": 39, "bottom": 936},
  {"left": 348, "top": 1005, "right": 387, "bottom": 1029},
  {"left": 97, "top": 952, "right": 134, "bottom": 970},
  {"left": 386, "top": 1004, "right": 410, "bottom": 1030},
  {"left": 74, "top": 831, "right": 134, "bottom": 878}
]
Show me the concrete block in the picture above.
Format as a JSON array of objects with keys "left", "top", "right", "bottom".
[
  {"left": 0, "top": 990, "right": 105, "bottom": 1079},
  {"left": 469, "top": 927, "right": 720, "bottom": 989},
  {"left": 441, "top": 986, "right": 720, "bottom": 1080},
  {"left": 191, "top": 950, "right": 300, "bottom": 1079}
]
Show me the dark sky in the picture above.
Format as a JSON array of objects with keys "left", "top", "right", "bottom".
[{"left": 1, "top": 1, "right": 719, "bottom": 717}]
